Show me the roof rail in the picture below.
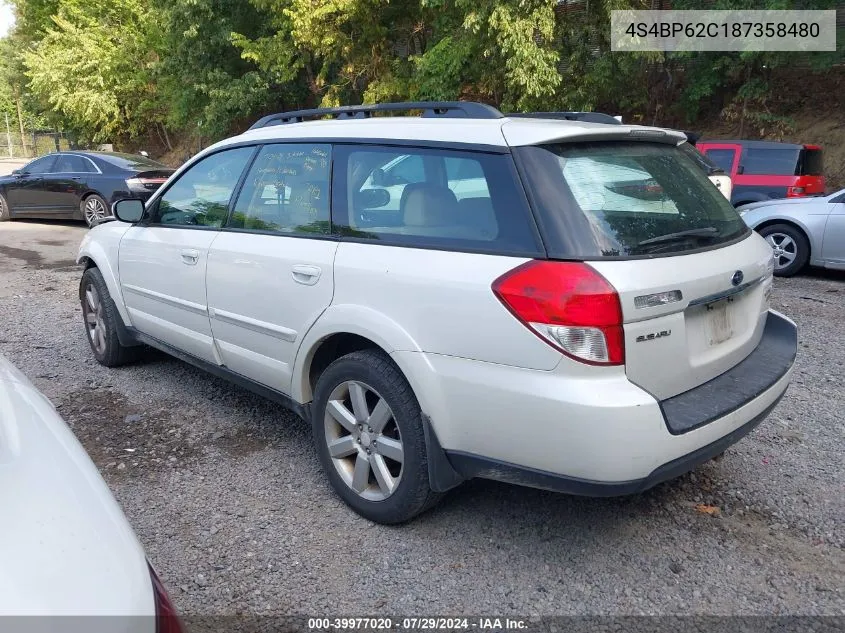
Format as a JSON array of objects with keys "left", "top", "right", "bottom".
[
  {"left": 508, "top": 111, "right": 623, "bottom": 125},
  {"left": 248, "top": 101, "right": 504, "bottom": 130}
]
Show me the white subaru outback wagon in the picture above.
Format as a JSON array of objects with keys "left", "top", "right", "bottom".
[{"left": 77, "top": 102, "right": 797, "bottom": 524}]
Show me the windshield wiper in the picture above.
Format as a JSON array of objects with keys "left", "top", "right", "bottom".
[{"left": 636, "top": 227, "right": 719, "bottom": 247}]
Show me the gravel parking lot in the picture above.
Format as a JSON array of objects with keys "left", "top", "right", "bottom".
[{"left": 0, "top": 220, "right": 843, "bottom": 617}]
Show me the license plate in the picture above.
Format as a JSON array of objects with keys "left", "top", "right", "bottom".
[{"left": 706, "top": 299, "right": 733, "bottom": 346}]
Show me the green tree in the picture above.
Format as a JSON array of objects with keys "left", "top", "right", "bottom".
[{"left": 21, "top": 0, "right": 160, "bottom": 142}]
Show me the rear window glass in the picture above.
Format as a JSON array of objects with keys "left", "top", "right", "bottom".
[
  {"left": 96, "top": 152, "right": 169, "bottom": 170},
  {"left": 515, "top": 141, "right": 748, "bottom": 258},
  {"left": 331, "top": 145, "right": 541, "bottom": 256},
  {"left": 798, "top": 148, "right": 823, "bottom": 176},
  {"left": 741, "top": 148, "right": 800, "bottom": 175}
]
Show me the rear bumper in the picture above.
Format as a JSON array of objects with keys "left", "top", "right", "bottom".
[
  {"left": 445, "top": 388, "right": 785, "bottom": 496},
  {"left": 395, "top": 310, "right": 797, "bottom": 491}
]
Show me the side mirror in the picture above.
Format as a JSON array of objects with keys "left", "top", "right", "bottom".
[
  {"left": 355, "top": 188, "right": 390, "bottom": 209},
  {"left": 736, "top": 165, "right": 744, "bottom": 175},
  {"left": 11, "top": 169, "right": 23, "bottom": 176},
  {"left": 112, "top": 198, "right": 145, "bottom": 223}
]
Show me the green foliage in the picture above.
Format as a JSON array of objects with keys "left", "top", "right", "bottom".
[
  {"left": 1, "top": 0, "right": 842, "bottom": 145},
  {"left": 20, "top": 0, "right": 158, "bottom": 141}
]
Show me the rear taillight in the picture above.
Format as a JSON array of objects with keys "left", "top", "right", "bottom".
[
  {"left": 492, "top": 261, "right": 624, "bottom": 365},
  {"left": 786, "top": 186, "right": 805, "bottom": 197},
  {"left": 148, "top": 563, "right": 183, "bottom": 633},
  {"left": 127, "top": 177, "right": 167, "bottom": 191}
]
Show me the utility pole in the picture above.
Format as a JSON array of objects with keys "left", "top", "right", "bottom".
[
  {"left": 5, "top": 112, "right": 12, "bottom": 158},
  {"left": 14, "top": 86, "right": 27, "bottom": 156}
]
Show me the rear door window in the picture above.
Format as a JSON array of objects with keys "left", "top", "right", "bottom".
[
  {"left": 741, "top": 148, "right": 800, "bottom": 175},
  {"left": 332, "top": 145, "right": 541, "bottom": 256},
  {"left": 229, "top": 143, "right": 331, "bottom": 235},
  {"left": 53, "top": 155, "right": 92, "bottom": 173},
  {"left": 515, "top": 141, "right": 749, "bottom": 258}
]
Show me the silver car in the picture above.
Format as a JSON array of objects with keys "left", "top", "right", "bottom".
[{"left": 739, "top": 189, "right": 845, "bottom": 276}]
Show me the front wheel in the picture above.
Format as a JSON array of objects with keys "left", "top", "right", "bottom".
[
  {"left": 758, "top": 223, "right": 809, "bottom": 277},
  {"left": 80, "top": 267, "right": 141, "bottom": 366},
  {"left": 311, "top": 349, "right": 442, "bottom": 524},
  {"left": 82, "top": 194, "right": 110, "bottom": 228}
]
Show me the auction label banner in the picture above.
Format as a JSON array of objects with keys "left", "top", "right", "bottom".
[{"left": 611, "top": 10, "right": 837, "bottom": 51}]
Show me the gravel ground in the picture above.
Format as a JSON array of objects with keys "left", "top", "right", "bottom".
[{"left": 0, "top": 220, "right": 843, "bottom": 617}]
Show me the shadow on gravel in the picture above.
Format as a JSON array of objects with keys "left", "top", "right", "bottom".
[
  {"left": 57, "top": 387, "right": 201, "bottom": 480},
  {"left": 0, "top": 243, "right": 80, "bottom": 271}
]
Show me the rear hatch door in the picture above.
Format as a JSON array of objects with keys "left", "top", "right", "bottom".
[{"left": 507, "top": 124, "right": 775, "bottom": 399}]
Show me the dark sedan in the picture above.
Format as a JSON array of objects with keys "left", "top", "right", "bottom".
[{"left": 0, "top": 151, "right": 175, "bottom": 227}]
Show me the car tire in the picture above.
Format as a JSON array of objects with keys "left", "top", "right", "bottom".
[
  {"left": 758, "top": 223, "right": 809, "bottom": 277},
  {"left": 80, "top": 267, "right": 141, "bottom": 367},
  {"left": 81, "top": 194, "right": 110, "bottom": 228},
  {"left": 0, "top": 192, "right": 10, "bottom": 221},
  {"left": 311, "top": 349, "right": 442, "bottom": 524}
]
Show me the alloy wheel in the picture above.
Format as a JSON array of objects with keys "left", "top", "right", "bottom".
[
  {"left": 323, "top": 380, "right": 404, "bottom": 501},
  {"left": 765, "top": 232, "right": 797, "bottom": 271},
  {"left": 83, "top": 283, "right": 107, "bottom": 355},
  {"left": 84, "top": 197, "right": 108, "bottom": 226}
]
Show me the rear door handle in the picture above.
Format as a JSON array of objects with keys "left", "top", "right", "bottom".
[
  {"left": 291, "top": 264, "right": 322, "bottom": 285},
  {"left": 181, "top": 249, "right": 200, "bottom": 265}
]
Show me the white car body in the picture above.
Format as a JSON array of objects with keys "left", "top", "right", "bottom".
[
  {"left": 77, "top": 105, "right": 797, "bottom": 522},
  {"left": 0, "top": 354, "right": 165, "bottom": 627}
]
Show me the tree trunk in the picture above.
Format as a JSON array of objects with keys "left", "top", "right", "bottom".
[{"left": 161, "top": 123, "right": 173, "bottom": 152}]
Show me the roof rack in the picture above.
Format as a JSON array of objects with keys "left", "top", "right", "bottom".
[
  {"left": 508, "top": 111, "right": 622, "bottom": 125},
  {"left": 248, "top": 101, "right": 504, "bottom": 130}
]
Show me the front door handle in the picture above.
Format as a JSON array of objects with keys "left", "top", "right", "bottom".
[
  {"left": 181, "top": 249, "right": 200, "bottom": 265},
  {"left": 291, "top": 264, "right": 321, "bottom": 285}
]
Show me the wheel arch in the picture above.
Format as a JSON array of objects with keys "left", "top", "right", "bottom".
[
  {"left": 292, "top": 305, "right": 424, "bottom": 405},
  {"left": 296, "top": 317, "right": 462, "bottom": 493},
  {"left": 76, "top": 237, "right": 132, "bottom": 326},
  {"left": 753, "top": 218, "right": 815, "bottom": 259}
]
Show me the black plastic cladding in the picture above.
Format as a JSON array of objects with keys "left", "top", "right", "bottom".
[{"left": 248, "top": 102, "right": 504, "bottom": 130}]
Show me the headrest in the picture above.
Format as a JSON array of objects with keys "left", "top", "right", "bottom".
[{"left": 400, "top": 183, "right": 458, "bottom": 227}]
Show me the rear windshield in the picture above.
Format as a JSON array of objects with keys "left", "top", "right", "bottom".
[
  {"left": 798, "top": 148, "right": 823, "bottom": 176},
  {"left": 95, "top": 152, "right": 169, "bottom": 170},
  {"left": 515, "top": 141, "right": 749, "bottom": 258}
]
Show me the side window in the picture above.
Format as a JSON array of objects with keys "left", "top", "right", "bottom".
[
  {"left": 741, "top": 148, "right": 800, "bottom": 176},
  {"left": 229, "top": 143, "right": 331, "bottom": 235},
  {"left": 333, "top": 145, "right": 540, "bottom": 255},
  {"left": 150, "top": 147, "right": 253, "bottom": 228},
  {"left": 703, "top": 149, "right": 736, "bottom": 174},
  {"left": 24, "top": 155, "right": 57, "bottom": 174},
  {"left": 53, "top": 155, "right": 90, "bottom": 173}
]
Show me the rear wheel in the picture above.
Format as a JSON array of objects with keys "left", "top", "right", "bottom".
[
  {"left": 80, "top": 267, "right": 141, "bottom": 366},
  {"left": 311, "top": 349, "right": 441, "bottom": 524},
  {"left": 0, "top": 192, "right": 10, "bottom": 221},
  {"left": 758, "top": 223, "right": 809, "bottom": 277},
  {"left": 82, "top": 194, "right": 110, "bottom": 227}
]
